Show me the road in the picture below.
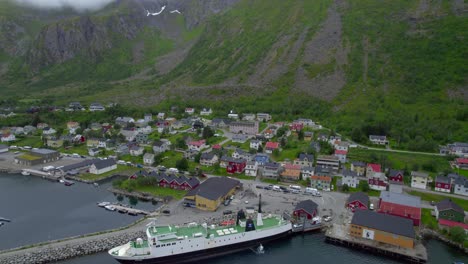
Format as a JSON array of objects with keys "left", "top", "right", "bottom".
[{"left": 403, "top": 185, "right": 468, "bottom": 201}]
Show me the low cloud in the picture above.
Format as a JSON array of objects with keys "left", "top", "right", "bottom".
[{"left": 13, "top": 0, "right": 116, "bottom": 11}]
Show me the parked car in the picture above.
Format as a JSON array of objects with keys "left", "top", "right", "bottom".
[
  {"left": 283, "top": 189, "right": 291, "bottom": 193},
  {"left": 323, "top": 215, "right": 332, "bottom": 222},
  {"left": 223, "top": 210, "right": 233, "bottom": 215},
  {"left": 224, "top": 199, "right": 231, "bottom": 206},
  {"left": 162, "top": 209, "right": 171, "bottom": 215}
]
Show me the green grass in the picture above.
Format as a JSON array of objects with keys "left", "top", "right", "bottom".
[
  {"left": 80, "top": 165, "right": 139, "bottom": 181},
  {"left": 346, "top": 181, "right": 381, "bottom": 197},
  {"left": 261, "top": 178, "right": 279, "bottom": 185},
  {"left": 457, "top": 170, "right": 468, "bottom": 178},
  {"left": 59, "top": 144, "right": 89, "bottom": 156},
  {"left": 122, "top": 182, "right": 187, "bottom": 200},
  {"left": 15, "top": 136, "right": 43, "bottom": 148},
  {"left": 421, "top": 208, "right": 438, "bottom": 230},
  {"left": 409, "top": 191, "right": 468, "bottom": 211},
  {"left": 17, "top": 153, "right": 41, "bottom": 161}
]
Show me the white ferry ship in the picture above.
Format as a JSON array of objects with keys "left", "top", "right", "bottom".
[{"left": 109, "top": 197, "right": 292, "bottom": 263}]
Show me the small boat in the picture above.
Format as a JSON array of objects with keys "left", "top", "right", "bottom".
[
  {"left": 105, "top": 205, "right": 116, "bottom": 211},
  {"left": 97, "top": 202, "right": 111, "bottom": 207},
  {"left": 21, "top": 170, "right": 30, "bottom": 176},
  {"left": 118, "top": 208, "right": 128, "bottom": 214},
  {"left": 64, "top": 180, "right": 74, "bottom": 186},
  {"left": 93, "top": 183, "right": 99, "bottom": 187},
  {"left": 59, "top": 179, "right": 65, "bottom": 183},
  {"left": 128, "top": 211, "right": 138, "bottom": 216}
]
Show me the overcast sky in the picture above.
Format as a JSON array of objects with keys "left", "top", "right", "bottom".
[{"left": 13, "top": 0, "right": 116, "bottom": 11}]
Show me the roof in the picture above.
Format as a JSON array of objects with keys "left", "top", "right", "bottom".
[
  {"left": 294, "top": 200, "right": 318, "bottom": 215},
  {"left": 201, "top": 152, "right": 216, "bottom": 160},
  {"left": 438, "top": 219, "right": 468, "bottom": 230},
  {"left": 31, "top": 149, "right": 58, "bottom": 155},
  {"left": 388, "top": 169, "right": 403, "bottom": 178},
  {"left": 334, "top": 150, "right": 347, "bottom": 155},
  {"left": 454, "top": 177, "right": 468, "bottom": 187},
  {"left": 369, "top": 135, "right": 387, "bottom": 140},
  {"left": 343, "top": 169, "right": 358, "bottom": 178},
  {"left": 380, "top": 191, "right": 421, "bottom": 208},
  {"left": 352, "top": 161, "right": 366, "bottom": 167},
  {"left": 351, "top": 210, "right": 415, "bottom": 238},
  {"left": 411, "top": 171, "right": 429, "bottom": 178},
  {"left": 311, "top": 175, "right": 331, "bottom": 182},
  {"left": 264, "top": 162, "right": 280, "bottom": 170},
  {"left": 298, "top": 153, "right": 314, "bottom": 161},
  {"left": 265, "top": 141, "right": 279, "bottom": 149},
  {"left": 189, "top": 140, "right": 206, "bottom": 147},
  {"left": 284, "top": 164, "right": 301, "bottom": 170},
  {"left": 143, "top": 153, "right": 155, "bottom": 159},
  {"left": 436, "top": 199, "right": 464, "bottom": 214},
  {"left": 347, "top": 192, "right": 369, "bottom": 206},
  {"left": 456, "top": 158, "right": 468, "bottom": 164},
  {"left": 435, "top": 175, "right": 451, "bottom": 184},
  {"left": 92, "top": 159, "right": 116, "bottom": 170},
  {"left": 185, "top": 177, "right": 241, "bottom": 200},
  {"left": 367, "top": 163, "right": 381, "bottom": 172}
]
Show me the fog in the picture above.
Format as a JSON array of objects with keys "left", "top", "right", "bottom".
[{"left": 13, "top": 0, "right": 116, "bottom": 11}]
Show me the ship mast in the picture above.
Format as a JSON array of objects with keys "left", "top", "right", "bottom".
[{"left": 257, "top": 194, "right": 263, "bottom": 226}]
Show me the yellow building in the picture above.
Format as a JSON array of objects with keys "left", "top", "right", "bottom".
[
  {"left": 184, "top": 177, "right": 242, "bottom": 211},
  {"left": 350, "top": 210, "right": 415, "bottom": 249}
]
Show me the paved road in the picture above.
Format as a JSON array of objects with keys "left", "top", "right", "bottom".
[{"left": 403, "top": 185, "right": 468, "bottom": 201}]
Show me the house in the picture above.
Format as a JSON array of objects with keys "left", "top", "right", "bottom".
[
  {"left": 143, "top": 153, "right": 155, "bottom": 165},
  {"left": 250, "top": 139, "right": 262, "bottom": 150},
  {"left": 15, "top": 149, "right": 60, "bottom": 166},
  {"left": 366, "top": 163, "right": 381, "bottom": 178},
  {"left": 443, "top": 142, "right": 468, "bottom": 157},
  {"left": 280, "top": 164, "right": 302, "bottom": 182},
  {"left": 188, "top": 140, "right": 207, "bottom": 152},
  {"left": 315, "top": 166, "right": 332, "bottom": 177},
  {"left": 265, "top": 141, "right": 280, "bottom": 154},
  {"left": 98, "top": 139, "right": 115, "bottom": 150},
  {"left": 263, "top": 128, "right": 275, "bottom": 139},
  {"left": 378, "top": 191, "right": 421, "bottom": 226},
  {"left": 256, "top": 113, "right": 272, "bottom": 122},
  {"left": 137, "top": 126, "right": 152, "bottom": 135},
  {"left": 211, "top": 118, "right": 231, "bottom": 128},
  {"left": 42, "top": 127, "right": 56, "bottom": 136},
  {"left": 335, "top": 141, "right": 350, "bottom": 151},
  {"left": 88, "top": 148, "right": 101, "bottom": 157},
  {"left": 295, "top": 118, "right": 315, "bottom": 127},
  {"left": 328, "top": 136, "right": 341, "bottom": 145},
  {"left": 37, "top": 123, "right": 49, "bottom": 129},
  {"left": 435, "top": 175, "right": 452, "bottom": 193},
  {"left": 346, "top": 192, "right": 369, "bottom": 212},
  {"left": 89, "top": 102, "right": 105, "bottom": 111},
  {"left": 135, "top": 119, "right": 149, "bottom": 128},
  {"left": 135, "top": 133, "right": 149, "bottom": 144},
  {"left": 227, "top": 112, "right": 239, "bottom": 119},
  {"left": 294, "top": 153, "right": 314, "bottom": 167},
  {"left": 334, "top": 150, "right": 347, "bottom": 163},
  {"left": 23, "top": 125, "right": 37, "bottom": 135},
  {"left": 316, "top": 155, "right": 340, "bottom": 172},
  {"left": 411, "top": 171, "right": 428, "bottom": 190},
  {"left": 341, "top": 170, "right": 359, "bottom": 188},
  {"left": 0, "top": 144, "right": 9, "bottom": 153},
  {"left": 455, "top": 158, "right": 468, "bottom": 170},
  {"left": 368, "top": 172, "right": 388, "bottom": 191},
  {"left": 435, "top": 199, "right": 465, "bottom": 223},
  {"left": 89, "top": 159, "right": 117, "bottom": 175},
  {"left": 289, "top": 122, "right": 304, "bottom": 132},
  {"left": 87, "top": 138, "right": 100, "bottom": 148},
  {"left": 192, "top": 120, "right": 204, "bottom": 130},
  {"left": 229, "top": 121, "right": 259, "bottom": 135},
  {"left": 262, "top": 162, "right": 281, "bottom": 179},
  {"left": 351, "top": 161, "right": 366, "bottom": 176},
  {"left": 184, "top": 150, "right": 199, "bottom": 161},
  {"left": 293, "top": 200, "right": 318, "bottom": 220},
  {"left": 232, "top": 134, "right": 249, "bottom": 143},
  {"left": 157, "top": 112, "right": 165, "bottom": 120},
  {"left": 200, "top": 152, "right": 219, "bottom": 166},
  {"left": 68, "top": 102, "right": 83, "bottom": 111},
  {"left": 304, "top": 131, "right": 313, "bottom": 141},
  {"left": 453, "top": 177, "right": 468, "bottom": 196},
  {"left": 227, "top": 158, "right": 247, "bottom": 174},
  {"left": 129, "top": 145, "right": 144, "bottom": 156},
  {"left": 185, "top": 108, "right": 195, "bottom": 115},
  {"left": 115, "top": 144, "right": 130, "bottom": 156},
  {"left": 245, "top": 161, "right": 258, "bottom": 177},
  {"left": 115, "top": 117, "right": 135, "bottom": 126},
  {"left": 144, "top": 113, "right": 153, "bottom": 122},
  {"left": 184, "top": 177, "right": 241, "bottom": 211},
  {"left": 388, "top": 169, "right": 404, "bottom": 183},
  {"left": 200, "top": 108, "right": 212, "bottom": 116},
  {"left": 310, "top": 175, "right": 332, "bottom": 191},
  {"left": 1, "top": 134, "right": 16, "bottom": 142},
  {"left": 232, "top": 149, "right": 252, "bottom": 161},
  {"left": 254, "top": 154, "right": 270, "bottom": 166},
  {"left": 153, "top": 140, "right": 169, "bottom": 154},
  {"left": 350, "top": 210, "right": 415, "bottom": 249},
  {"left": 66, "top": 121, "right": 80, "bottom": 130},
  {"left": 317, "top": 133, "right": 328, "bottom": 142},
  {"left": 242, "top": 113, "right": 256, "bottom": 121},
  {"left": 369, "top": 135, "right": 388, "bottom": 145},
  {"left": 46, "top": 137, "right": 63, "bottom": 148},
  {"left": 301, "top": 166, "right": 314, "bottom": 180},
  {"left": 120, "top": 129, "right": 137, "bottom": 142}
]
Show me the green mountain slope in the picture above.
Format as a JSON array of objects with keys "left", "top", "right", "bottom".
[{"left": 0, "top": 0, "right": 466, "bottom": 150}]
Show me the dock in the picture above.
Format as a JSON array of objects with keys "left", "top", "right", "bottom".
[
  {"left": 325, "top": 224, "right": 427, "bottom": 263},
  {"left": 108, "top": 204, "right": 150, "bottom": 216},
  {"left": 21, "top": 169, "right": 61, "bottom": 181},
  {"left": 292, "top": 221, "right": 323, "bottom": 233}
]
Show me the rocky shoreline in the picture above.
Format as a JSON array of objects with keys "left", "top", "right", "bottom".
[
  {"left": 420, "top": 228, "right": 468, "bottom": 254},
  {"left": 0, "top": 230, "right": 146, "bottom": 264},
  {"left": 108, "top": 187, "right": 165, "bottom": 203}
]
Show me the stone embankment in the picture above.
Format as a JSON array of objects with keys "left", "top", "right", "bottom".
[
  {"left": 0, "top": 230, "right": 146, "bottom": 264},
  {"left": 108, "top": 187, "right": 165, "bottom": 203},
  {"left": 420, "top": 228, "right": 468, "bottom": 254}
]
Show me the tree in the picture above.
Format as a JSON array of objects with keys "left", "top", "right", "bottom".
[
  {"left": 257, "top": 145, "right": 263, "bottom": 153},
  {"left": 194, "top": 153, "right": 202, "bottom": 163},
  {"left": 176, "top": 158, "right": 189, "bottom": 171},
  {"left": 276, "top": 126, "right": 288, "bottom": 138},
  {"left": 202, "top": 127, "right": 214, "bottom": 139},
  {"left": 342, "top": 184, "right": 350, "bottom": 192},
  {"left": 176, "top": 137, "right": 187, "bottom": 149},
  {"left": 297, "top": 130, "right": 304, "bottom": 141},
  {"left": 449, "top": 226, "right": 466, "bottom": 244},
  {"left": 360, "top": 181, "right": 370, "bottom": 192},
  {"left": 280, "top": 137, "right": 287, "bottom": 147},
  {"left": 273, "top": 149, "right": 280, "bottom": 158}
]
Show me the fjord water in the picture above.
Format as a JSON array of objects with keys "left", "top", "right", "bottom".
[
  {"left": 0, "top": 173, "right": 157, "bottom": 250},
  {"left": 1, "top": 174, "right": 467, "bottom": 264}
]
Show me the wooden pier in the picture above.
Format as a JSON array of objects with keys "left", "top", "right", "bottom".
[
  {"left": 325, "top": 224, "right": 427, "bottom": 263},
  {"left": 108, "top": 204, "right": 150, "bottom": 216},
  {"left": 21, "top": 169, "right": 61, "bottom": 181}
]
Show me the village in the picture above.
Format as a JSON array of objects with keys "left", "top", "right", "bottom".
[{"left": 0, "top": 102, "right": 467, "bottom": 261}]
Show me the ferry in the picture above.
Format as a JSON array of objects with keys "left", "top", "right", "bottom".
[{"left": 109, "top": 195, "right": 292, "bottom": 263}]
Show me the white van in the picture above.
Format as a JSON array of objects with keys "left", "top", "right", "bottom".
[
  {"left": 289, "top": 185, "right": 301, "bottom": 191},
  {"left": 272, "top": 185, "right": 281, "bottom": 192},
  {"left": 117, "top": 160, "right": 126, "bottom": 165},
  {"left": 168, "top": 168, "right": 179, "bottom": 174},
  {"left": 304, "top": 187, "right": 318, "bottom": 195}
]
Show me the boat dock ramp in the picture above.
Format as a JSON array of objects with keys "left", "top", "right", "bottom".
[
  {"left": 99, "top": 202, "right": 150, "bottom": 216},
  {"left": 325, "top": 223, "right": 427, "bottom": 263}
]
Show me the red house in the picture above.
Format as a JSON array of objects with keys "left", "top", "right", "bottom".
[
  {"left": 388, "top": 169, "right": 404, "bottom": 183},
  {"left": 455, "top": 158, "right": 468, "bottom": 169},
  {"left": 289, "top": 122, "right": 304, "bottom": 132},
  {"left": 159, "top": 174, "right": 176, "bottom": 188},
  {"left": 346, "top": 192, "right": 369, "bottom": 212},
  {"left": 227, "top": 158, "right": 247, "bottom": 174},
  {"left": 378, "top": 191, "right": 421, "bottom": 226},
  {"left": 293, "top": 200, "right": 318, "bottom": 220},
  {"left": 366, "top": 163, "right": 381, "bottom": 178},
  {"left": 368, "top": 175, "right": 388, "bottom": 191},
  {"left": 156, "top": 174, "right": 200, "bottom": 190},
  {"left": 434, "top": 175, "right": 451, "bottom": 193},
  {"left": 265, "top": 141, "right": 280, "bottom": 154}
]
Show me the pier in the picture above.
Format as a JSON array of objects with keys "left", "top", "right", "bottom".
[
  {"left": 325, "top": 224, "right": 427, "bottom": 263},
  {"left": 21, "top": 169, "right": 61, "bottom": 181},
  {"left": 109, "top": 204, "right": 150, "bottom": 216}
]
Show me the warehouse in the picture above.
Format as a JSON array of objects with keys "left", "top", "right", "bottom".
[{"left": 184, "top": 177, "right": 242, "bottom": 211}]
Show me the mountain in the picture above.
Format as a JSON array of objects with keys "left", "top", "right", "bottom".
[{"left": 0, "top": 0, "right": 467, "bottom": 150}]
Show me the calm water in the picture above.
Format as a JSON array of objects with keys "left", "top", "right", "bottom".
[
  {"left": 0, "top": 173, "right": 157, "bottom": 250},
  {"left": 58, "top": 233, "right": 468, "bottom": 264},
  {"left": 1, "top": 174, "right": 466, "bottom": 264}
]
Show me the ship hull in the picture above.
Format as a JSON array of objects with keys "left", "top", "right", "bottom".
[{"left": 114, "top": 229, "right": 292, "bottom": 264}]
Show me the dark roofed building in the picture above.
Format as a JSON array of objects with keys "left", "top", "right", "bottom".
[
  {"left": 184, "top": 177, "right": 242, "bottom": 211},
  {"left": 346, "top": 192, "right": 369, "bottom": 212},
  {"left": 89, "top": 159, "right": 117, "bottom": 175},
  {"left": 435, "top": 199, "right": 465, "bottom": 223},
  {"left": 293, "top": 200, "right": 318, "bottom": 220},
  {"left": 350, "top": 210, "right": 415, "bottom": 249}
]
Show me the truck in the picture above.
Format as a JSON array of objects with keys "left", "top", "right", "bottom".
[{"left": 304, "top": 187, "right": 319, "bottom": 196}]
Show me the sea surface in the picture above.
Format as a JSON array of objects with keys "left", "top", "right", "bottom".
[
  {"left": 0, "top": 173, "right": 157, "bottom": 250},
  {"left": 1, "top": 173, "right": 467, "bottom": 264}
]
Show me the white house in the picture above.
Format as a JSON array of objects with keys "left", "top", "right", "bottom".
[
  {"left": 1, "top": 134, "right": 16, "bottom": 142},
  {"left": 88, "top": 148, "right": 101, "bottom": 157},
  {"left": 129, "top": 145, "right": 144, "bottom": 156},
  {"left": 341, "top": 170, "right": 359, "bottom": 188},
  {"left": 120, "top": 129, "right": 138, "bottom": 142},
  {"left": 157, "top": 112, "right": 165, "bottom": 119},
  {"left": 42, "top": 127, "right": 56, "bottom": 136},
  {"left": 369, "top": 135, "right": 388, "bottom": 145},
  {"left": 245, "top": 161, "right": 258, "bottom": 177},
  {"left": 453, "top": 177, "right": 468, "bottom": 196},
  {"left": 143, "top": 153, "right": 155, "bottom": 165},
  {"left": 137, "top": 126, "right": 153, "bottom": 134},
  {"left": 89, "top": 159, "right": 117, "bottom": 175},
  {"left": 256, "top": 113, "right": 272, "bottom": 122},
  {"left": 188, "top": 140, "right": 207, "bottom": 152},
  {"left": 185, "top": 108, "right": 195, "bottom": 115},
  {"left": 250, "top": 139, "right": 262, "bottom": 150},
  {"left": 411, "top": 171, "right": 428, "bottom": 190},
  {"left": 301, "top": 166, "right": 314, "bottom": 180},
  {"left": 153, "top": 140, "right": 170, "bottom": 153},
  {"left": 200, "top": 108, "right": 212, "bottom": 116}
]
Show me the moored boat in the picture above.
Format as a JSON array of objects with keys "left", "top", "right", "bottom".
[
  {"left": 21, "top": 170, "right": 30, "bottom": 176},
  {"left": 98, "top": 202, "right": 111, "bottom": 207},
  {"left": 105, "top": 205, "right": 116, "bottom": 211}
]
